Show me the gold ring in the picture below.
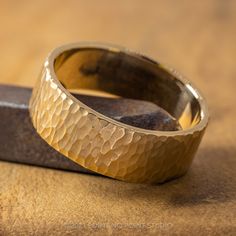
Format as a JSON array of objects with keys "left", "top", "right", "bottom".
[{"left": 29, "top": 42, "right": 208, "bottom": 184}]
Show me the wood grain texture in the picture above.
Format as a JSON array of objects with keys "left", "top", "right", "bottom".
[{"left": 0, "top": 0, "right": 236, "bottom": 235}]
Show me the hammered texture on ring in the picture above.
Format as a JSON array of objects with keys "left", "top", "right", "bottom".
[{"left": 29, "top": 43, "right": 208, "bottom": 183}]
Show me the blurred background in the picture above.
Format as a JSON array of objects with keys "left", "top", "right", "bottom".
[{"left": 0, "top": 0, "right": 235, "bottom": 145}]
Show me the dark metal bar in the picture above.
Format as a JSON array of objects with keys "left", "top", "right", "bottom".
[{"left": 0, "top": 84, "right": 179, "bottom": 173}]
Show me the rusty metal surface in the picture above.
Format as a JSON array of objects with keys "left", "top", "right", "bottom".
[{"left": 0, "top": 84, "right": 178, "bottom": 173}]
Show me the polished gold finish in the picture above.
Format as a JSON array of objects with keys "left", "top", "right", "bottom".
[{"left": 29, "top": 43, "right": 208, "bottom": 183}]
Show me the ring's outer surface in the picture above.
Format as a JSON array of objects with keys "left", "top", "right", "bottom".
[{"left": 29, "top": 43, "right": 208, "bottom": 184}]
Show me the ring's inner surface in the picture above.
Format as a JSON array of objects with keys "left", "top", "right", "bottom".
[{"left": 54, "top": 48, "right": 202, "bottom": 130}]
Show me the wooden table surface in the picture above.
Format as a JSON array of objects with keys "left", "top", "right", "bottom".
[{"left": 0, "top": 0, "right": 236, "bottom": 235}]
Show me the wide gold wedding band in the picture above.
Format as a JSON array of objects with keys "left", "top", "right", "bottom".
[{"left": 29, "top": 42, "right": 208, "bottom": 183}]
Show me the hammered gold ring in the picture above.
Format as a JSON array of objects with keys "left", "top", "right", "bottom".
[{"left": 29, "top": 42, "right": 208, "bottom": 184}]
